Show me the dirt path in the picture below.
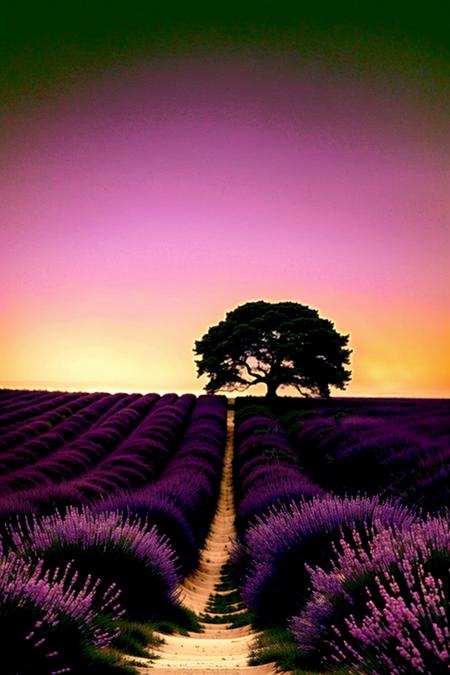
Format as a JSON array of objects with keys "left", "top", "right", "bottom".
[{"left": 131, "top": 406, "right": 276, "bottom": 674}]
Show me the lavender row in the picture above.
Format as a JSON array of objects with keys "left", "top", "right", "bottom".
[
  {"left": 0, "top": 392, "right": 119, "bottom": 457},
  {"left": 0, "top": 393, "right": 194, "bottom": 502},
  {"left": 233, "top": 403, "right": 324, "bottom": 536},
  {"left": 231, "top": 399, "right": 449, "bottom": 673},
  {"left": 0, "top": 393, "right": 156, "bottom": 492},
  {"left": 0, "top": 388, "right": 33, "bottom": 404},
  {"left": 0, "top": 550, "right": 123, "bottom": 674},
  {"left": 0, "top": 393, "right": 228, "bottom": 672},
  {"left": 1, "top": 509, "right": 179, "bottom": 673},
  {"left": 290, "top": 513, "right": 450, "bottom": 673},
  {"left": 236, "top": 492, "right": 448, "bottom": 673},
  {"left": 9, "top": 507, "right": 180, "bottom": 622},
  {"left": 77, "top": 394, "right": 196, "bottom": 499},
  {"left": 0, "top": 394, "right": 155, "bottom": 520},
  {"left": 0, "top": 390, "right": 90, "bottom": 430},
  {"left": 96, "top": 394, "right": 227, "bottom": 573},
  {"left": 0, "top": 395, "right": 227, "bottom": 577},
  {"left": 282, "top": 399, "right": 450, "bottom": 510},
  {"left": 233, "top": 484, "right": 449, "bottom": 672},
  {"left": 70, "top": 393, "right": 196, "bottom": 499},
  {"left": 0, "top": 389, "right": 69, "bottom": 416},
  {"left": 237, "top": 494, "right": 416, "bottom": 626},
  {"left": 0, "top": 389, "right": 57, "bottom": 415}
]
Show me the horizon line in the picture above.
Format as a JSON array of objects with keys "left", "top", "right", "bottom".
[{"left": 1, "top": 381, "right": 449, "bottom": 401}]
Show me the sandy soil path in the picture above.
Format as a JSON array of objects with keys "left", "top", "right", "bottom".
[{"left": 131, "top": 405, "right": 277, "bottom": 674}]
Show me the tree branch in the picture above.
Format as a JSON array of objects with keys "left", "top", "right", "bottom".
[
  {"left": 292, "top": 383, "right": 312, "bottom": 397},
  {"left": 239, "top": 359, "right": 266, "bottom": 384}
]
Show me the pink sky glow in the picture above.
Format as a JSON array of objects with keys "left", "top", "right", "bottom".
[{"left": 1, "top": 57, "right": 449, "bottom": 396}]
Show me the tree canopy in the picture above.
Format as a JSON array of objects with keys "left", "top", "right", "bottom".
[{"left": 194, "top": 301, "right": 351, "bottom": 398}]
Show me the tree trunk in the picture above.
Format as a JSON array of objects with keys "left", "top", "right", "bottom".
[{"left": 265, "top": 380, "right": 279, "bottom": 399}]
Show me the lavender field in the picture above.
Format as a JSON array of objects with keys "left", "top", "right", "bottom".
[
  {"left": 3, "top": 3, "right": 449, "bottom": 672},
  {"left": 0, "top": 390, "right": 449, "bottom": 674},
  {"left": 233, "top": 397, "right": 450, "bottom": 674},
  {"left": 0, "top": 389, "right": 227, "bottom": 673}
]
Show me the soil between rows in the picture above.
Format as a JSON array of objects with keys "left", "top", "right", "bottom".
[{"left": 129, "top": 408, "right": 277, "bottom": 674}]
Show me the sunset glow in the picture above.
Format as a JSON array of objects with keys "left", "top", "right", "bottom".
[{"left": 1, "top": 11, "right": 449, "bottom": 398}]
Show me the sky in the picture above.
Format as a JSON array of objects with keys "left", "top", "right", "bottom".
[{"left": 1, "top": 4, "right": 449, "bottom": 397}]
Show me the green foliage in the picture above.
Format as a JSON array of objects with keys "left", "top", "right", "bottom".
[
  {"left": 215, "top": 575, "right": 235, "bottom": 592},
  {"left": 0, "top": 601, "right": 134, "bottom": 675},
  {"left": 227, "top": 611, "right": 252, "bottom": 628},
  {"left": 198, "top": 612, "right": 232, "bottom": 623},
  {"left": 151, "top": 605, "right": 203, "bottom": 635},
  {"left": 194, "top": 301, "right": 351, "bottom": 398},
  {"left": 112, "top": 620, "right": 162, "bottom": 658},
  {"left": 205, "top": 591, "right": 244, "bottom": 614},
  {"left": 248, "top": 627, "right": 304, "bottom": 671},
  {"left": 248, "top": 626, "right": 347, "bottom": 674},
  {"left": 0, "top": 600, "right": 79, "bottom": 675},
  {"left": 82, "top": 646, "right": 138, "bottom": 675},
  {"left": 199, "top": 563, "right": 250, "bottom": 627}
]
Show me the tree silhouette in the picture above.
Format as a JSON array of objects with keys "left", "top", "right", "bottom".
[{"left": 194, "top": 301, "right": 351, "bottom": 398}]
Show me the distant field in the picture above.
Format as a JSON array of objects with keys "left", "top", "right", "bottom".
[{"left": 0, "top": 389, "right": 448, "bottom": 674}]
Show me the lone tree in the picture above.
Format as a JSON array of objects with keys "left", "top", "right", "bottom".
[{"left": 194, "top": 301, "right": 351, "bottom": 398}]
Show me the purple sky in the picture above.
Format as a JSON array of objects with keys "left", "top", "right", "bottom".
[{"left": 1, "top": 56, "right": 449, "bottom": 396}]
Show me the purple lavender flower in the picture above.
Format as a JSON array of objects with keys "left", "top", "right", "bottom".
[
  {"left": 0, "top": 549, "right": 122, "bottom": 674},
  {"left": 290, "top": 514, "right": 450, "bottom": 673},
  {"left": 240, "top": 494, "right": 416, "bottom": 626},
  {"left": 97, "top": 491, "right": 198, "bottom": 574},
  {"left": 234, "top": 405, "right": 322, "bottom": 536},
  {"left": 11, "top": 506, "right": 181, "bottom": 620},
  {"left": 328, "top": 564, "right": 450, "bottom": 674},
  {"left": 287, "top": 400, "right": 450, "bottom": 510}
]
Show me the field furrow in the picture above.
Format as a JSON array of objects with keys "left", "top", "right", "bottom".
[{"left": 131, "top": 407, "right": 276, "bottom": 674}]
